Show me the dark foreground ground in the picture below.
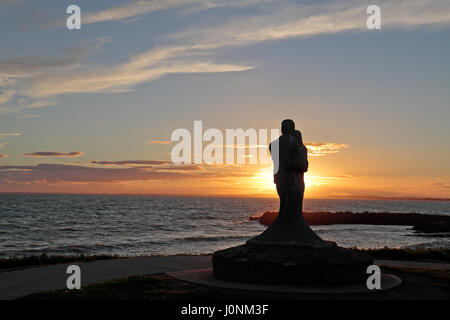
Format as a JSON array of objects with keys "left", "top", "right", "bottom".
[{"left": 19, "top": 266, "right": 449, "bottom": 300}]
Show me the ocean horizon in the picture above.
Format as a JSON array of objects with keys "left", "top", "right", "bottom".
[{"left": 2, "top": 192, "right": 449, "bottom": 201}]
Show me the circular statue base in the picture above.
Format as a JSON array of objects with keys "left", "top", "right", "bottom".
[
  {"left": 213, "top": 242, "right": 373, "bottom": 286},
  {"left": 168, "top": 268, "right": 402, "bottom": 294}
]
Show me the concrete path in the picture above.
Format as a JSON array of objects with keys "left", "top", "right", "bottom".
[
  {"left": 0, "top": 256, "right": 211, "bottom": 300},
  {"left": 0, "top": 255, "right": 448, "bottom": 300}
]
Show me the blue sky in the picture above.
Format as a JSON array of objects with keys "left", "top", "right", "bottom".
[{"left": 0, "top": 0, "right": 449, "bottom": 197}]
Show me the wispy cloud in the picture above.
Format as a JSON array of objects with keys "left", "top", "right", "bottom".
[
  {"left": 89, "top": 159, "right": 202, "bottom": 172},
  {"left": 171, "top": 0, "right": 450, "bottom": 50},
  {"left": 0, "top": 38, "right": 110, "bottom": 114},
  {"left": 3, "top": 44, "right": 251, "bottom": 99},
  {"left": 2, "top": 0, "right": 450, "bottom": 109},
  {"left": 146, "top": 140, "right": 172, "bottom": 145},
  {"left": 0, "top": 133, "right": 21, "bottom": 138},
  {"left": 23, "top": 151, "right": 84, "bottom": 157},
  {"left": 180, "top": 141, "right": 348, "bottom": 157},
  {"left": 26, "top": 58, "right": 252, "bottom": 97},
  {"left": 82, "top": 0, "right": 271, "bottom": 25},
  {"left": 0, "top": 99, "right": 58, "bottom": 115},
  {"left": 84, "top": 0, "right": 207, "bottom": 24},
  {"left": 156, "top": 165, "right": 201, "bottom": 171},
  {"left": 0, "top": 133, "right": 20, "bottom": 148},
  {"left": 305, "top": 142, "right": 349, "bottom": 156},
  {"left": 0, "top": 48, "right": 89, "bottom": 79},
  {"left": 0, "top": 162, "right": 245, "bottom": 185},
  {"left": 0, "top": 163, "right": 181, "bottom": 183},
  {"left": 89, "top": 160, "right": 172, "bottom": 166}
]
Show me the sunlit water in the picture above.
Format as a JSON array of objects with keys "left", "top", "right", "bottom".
[{"left": 0, "top": 194, "right": 449, "bottom": 258}]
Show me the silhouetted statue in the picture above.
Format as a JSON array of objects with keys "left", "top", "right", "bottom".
[
  {"left": 212, "top": 119, "right": 373, "bottom": 286},
  {"left": 248, "top": 119, "right": 326, "bottom": 246}
]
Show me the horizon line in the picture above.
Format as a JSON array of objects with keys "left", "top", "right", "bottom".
[{"left": 0, "top": 191, "right": 448, "bottom": 202}]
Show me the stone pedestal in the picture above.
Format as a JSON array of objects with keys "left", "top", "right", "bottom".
[
  {"left": 213, "top": 185, "right": 372, "bottom": 286},
  {"left": 213, "top": 242, "right": 372, "bottom": 286}
]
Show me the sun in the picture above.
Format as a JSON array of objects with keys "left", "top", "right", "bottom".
[
  {"left": 304, "top": 174, "right": 314, "bottom": 188},
  {"left": 252, "top": 167, "right": 318, "bottom": 192}
]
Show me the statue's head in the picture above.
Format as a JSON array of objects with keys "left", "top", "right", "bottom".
[{"left": 281, "top": 119, "right": 295, "bottom": 135}]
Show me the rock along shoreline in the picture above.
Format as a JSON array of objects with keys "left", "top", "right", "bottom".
[{"left": 250, "top": 211, "right": 450, "bottom": 233}]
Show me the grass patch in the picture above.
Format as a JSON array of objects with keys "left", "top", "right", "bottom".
[
  {"left": 19, "top": 275, "right": 181, "bottom": 300},
  {"left": 19, "top": 274, "right": 222, "bottom": 300}
]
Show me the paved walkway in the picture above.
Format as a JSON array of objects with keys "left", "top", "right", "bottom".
[{"left": 0, "top": 255, "right": 448, "bottom": 300}]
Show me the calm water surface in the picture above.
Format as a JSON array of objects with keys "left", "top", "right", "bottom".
[{"left": 0, "top": 194, "right": 449, "bottom": 258}]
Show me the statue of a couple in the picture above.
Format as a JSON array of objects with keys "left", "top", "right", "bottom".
[
  {"left": 213, "top": 119, "right": 372, "bottom": 286},
  {"left": 247, "top": 119, "right": 327, "bottom": 247}
]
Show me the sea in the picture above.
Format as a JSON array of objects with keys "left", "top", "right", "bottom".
[{"left": 0, "top": 193, "right": 449, "bottom": 258}]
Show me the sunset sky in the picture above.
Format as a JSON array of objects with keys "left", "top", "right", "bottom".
[{"left": 0, "top": 0, "right": 449, "bottom": 199}]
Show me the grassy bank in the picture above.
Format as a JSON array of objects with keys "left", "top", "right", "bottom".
[{"left": 1, "top": 248, "right": 449, "bottom": 272}]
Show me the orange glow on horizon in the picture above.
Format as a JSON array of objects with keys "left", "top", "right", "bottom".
[{"left": 0, "top": 159, "right": 448, "bottom": 200}]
